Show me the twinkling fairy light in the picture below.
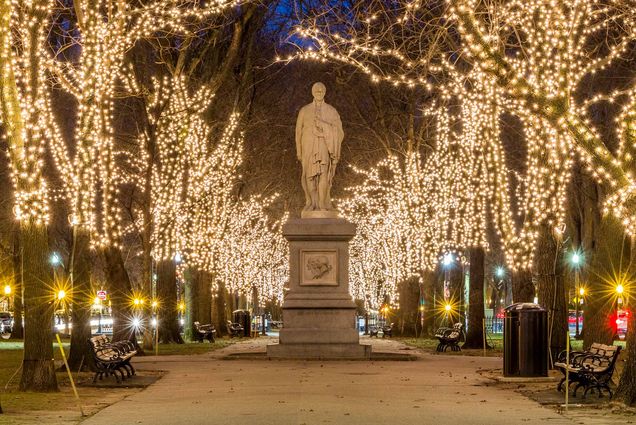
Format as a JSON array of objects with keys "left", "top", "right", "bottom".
[
  {"left": 451, "top": 0, "right": 636, "bottom": 233},
  {"left": 342, "top": 151, "right": 430, "bottom": 309},
  {"left": 120, "top": 71, "right": 288, "bottom": 301},
  {"left": 28, "top": 0, "right": 248, "bottom": 246},
  {"left": 0, "top": 0, "right": 54, "bottom": 225},
  {"left": 290, "top": 0, "right": 636, "bottom": 285},
  {"left": 215, "top": 200, "right": 288, "bottom": 303}
]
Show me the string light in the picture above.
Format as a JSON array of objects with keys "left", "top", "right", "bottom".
[{"left": 293, "top": 1, "right": 636, "bottom": 286}]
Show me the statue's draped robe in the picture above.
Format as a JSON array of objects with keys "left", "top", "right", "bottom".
[{"left": 296, "top": 101, "right": 343, "bottom": 182}]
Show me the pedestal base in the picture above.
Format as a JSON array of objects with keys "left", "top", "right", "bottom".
[
  {"left": 301, "top": 210, "right": 339, "bottom": 219},
  {"left": 266, "top": 217, "right": 370, "bottom": 359},
  {"left": 267, "top": 342, "right": 371, "bottom": 359}
]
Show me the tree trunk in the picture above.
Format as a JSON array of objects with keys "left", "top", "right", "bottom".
[
  {"left": 420, "top": 270, "right": 437, "bottom": 336},
  {"left": 463, "top": 247, "right": 489, "bottom": 349},
  {"left": 157, "top": 259, "right": 182, "bottom": 343},
  {"left": 534, "top": 226, "right": 567, "bottom": 363},
  {"left": 10, "top": 223, "right": 24, "bottom": 339},
  {"left": 213, "top": 278, "right": 228, "bottom": 337},
  {"left": 19, "top": 220, "right": 58, "bottom": 392},
  {"left": 103, "top": 246, "right": 136, "bottom": 346},
  {"left": 67, "top": 228, "right": 93, "bottom": 370},
  {"left": 583, "top": 216, "right": 626, "bottom": 348},
  {"left": 396, "top": 277, "right": 419, "bottom": 337},
  {"left": 512, "top": 268, "right": 534, "bottom": 303},
  {"left": 616, "top": 292, "right": 636, "bottom": 404},
  {"left": 184, "top": 274, "right": 195, "bottom": 342},
  {"left": 197, "top": 271, "right": 212, "bottom": 324}
]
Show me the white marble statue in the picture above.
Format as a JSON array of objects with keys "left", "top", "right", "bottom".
[{"left": 295, "top": 82, "right": 344, "bottom": 214}]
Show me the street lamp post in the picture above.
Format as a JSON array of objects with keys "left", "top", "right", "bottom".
[
  {"left": 4, "top": 285, "right": 12, "bottom": 312},
  {"left": 57, "top": 289, "right": 68, "bottom": 335},
  {"left": 571, "top": 252, "right": 582, "bottom": 339},
  {"left": 495, "top": 266, "right": 505, "bottom": 307},
  {"left": 616, "top": 284, "right": 624, "bottom": 338},
  {"left": 441, "top": 253, "right": 454, "bottom": 328}
]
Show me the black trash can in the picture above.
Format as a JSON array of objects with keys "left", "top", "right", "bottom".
[
  {"left": 233, "top": 310, "right": 251, "bottom": 337},
  {"left": 504, "top": 303, "right": 548, "bottom": 377}
]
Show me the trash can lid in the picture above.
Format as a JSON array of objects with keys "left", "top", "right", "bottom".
[{"left": 504, "top": 302, "right": 545, "bottom": 311}]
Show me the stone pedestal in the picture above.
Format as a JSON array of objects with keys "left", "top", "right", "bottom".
[{"left": 267, "top": 218, "right": 371, "bottom": 359}]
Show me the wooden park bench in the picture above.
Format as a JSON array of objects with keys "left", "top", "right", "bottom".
[
  {"left": 227, "top": 320, "right": 244, "bottom": 338},
  {"left": 382, "top": 323, "right": 394, "bottom": 338},
  {"left": 555, "top": 343, "right": 622, "bottom": 398},
  {"left": 88, "top": 335, "right": 137, "bottom": 383},
  {"left": 434, "top": 323, "right": 464, "bottom": 352},
  {"left": 193, "top": 321, "right": 216, "bottom": 343}
]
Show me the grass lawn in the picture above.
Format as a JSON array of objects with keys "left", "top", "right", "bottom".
[
  {"left": 397, "top": 334, "right": 625, "bottom": 356},
  {"left": 398, "top": 335, "right": 504, "bottom": 356},
  {"left": 0, "top": 336, "right": 236, "bottom": 423}
]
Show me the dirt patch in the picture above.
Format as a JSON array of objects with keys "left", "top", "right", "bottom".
[
  {"left": 0, "top": 370, "right": 163, "bottom": 424},
  {"left": 478, "top": 367, "right": 636, "bottom": 424}
]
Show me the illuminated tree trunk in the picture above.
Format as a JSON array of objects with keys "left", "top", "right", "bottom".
[
  {"left": 19, "top": 221, "right": 58, "bottom": 392},
  {"left": 534, "top": 226, "right": 567, "bottom": 363},
  {"left": 67, "top": 228, "right": 93, "bottom": 370},
  {"left": 157, "top": 259, "right": 182, "bottom": 343},
  {"left": 463, "top": 247, "right": 488, "bottom": 348},
  {"left": 1, "top": 0, "right": 58, "bottom": 392}
]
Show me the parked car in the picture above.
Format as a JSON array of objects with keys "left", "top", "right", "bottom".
[
  {"left": 568, "top": 310, "right": 583, "bottom": 336},
  {"left": 616, "top": 309, "right": 629, "bottom": 340}
]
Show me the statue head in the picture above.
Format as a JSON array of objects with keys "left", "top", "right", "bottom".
[{"left": 312, "top": 82, "right": 326, "bottom": 102}]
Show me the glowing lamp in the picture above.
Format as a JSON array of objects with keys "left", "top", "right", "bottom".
[
  {"left": 579, "top": 288, "right": 585, "bottom": 296},
  {"left": 616, "top": 284, "right": 624, "bottom": 295},
  {"left": 444, "top": 304, "right": 452, "bottom": 312},
  {"left": 4, "top": 285, "right": 11, "bottom": 295},
  {"left": 495, "top": 267, "right": 505, "bottom": 278},
  {"left": 50, "top": 252, "right": 62, "bottom": 266},
  {"left": 57, "top": 290, "right": 66, "bottom": 300},
  {"left": 442, "top": 253, "right": 454, "bottom": 267},
  {"left": 571, "top": 253, "right": 580, "bottom": 265}
]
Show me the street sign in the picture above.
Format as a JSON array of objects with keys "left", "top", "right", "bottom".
[{"left": 96, "top": 290, "right": 107, "bottom": 300}]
